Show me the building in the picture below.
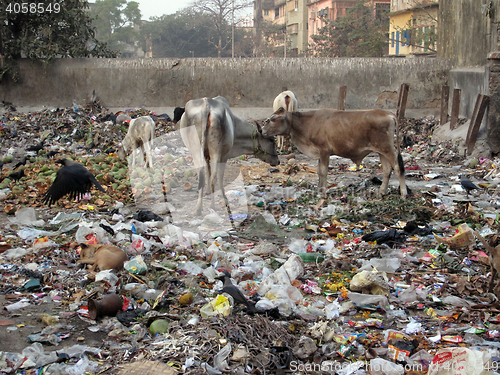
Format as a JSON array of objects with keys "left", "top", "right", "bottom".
[
  {"left": 307, "top": 0, "right": 390, "bottom": 52},
  {"left": 262, "top": 0, "right": 309, "bottom": 55},
  {"left": 388, "top": 0, "right": 438, "bottom": 56}
]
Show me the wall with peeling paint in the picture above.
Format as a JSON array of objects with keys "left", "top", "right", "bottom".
[{"left": 2, "top": 57, "right": 454, "bottom": 110}]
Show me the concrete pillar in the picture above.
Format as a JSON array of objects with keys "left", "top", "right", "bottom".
[{"left": 487, "top": 52, "right": 500, "bottom": 154}]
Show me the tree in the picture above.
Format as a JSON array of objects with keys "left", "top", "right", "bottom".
[
  {"left": 191, "top": 0, "right": 252, "bottom": 58},
  {"left": 91, "top": 0, "right": 142, "bottom": 55},
  {"left": 0, "top": 0, "right": 115, "bottom": 81},
  {"left": 310, "top": 0, "right": 389, "bottom": 57},
  {"left": 141, "top": 9, "right": 219, "bottom": 58}
]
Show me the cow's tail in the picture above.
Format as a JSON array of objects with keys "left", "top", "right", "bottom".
[
  {"left": 198, "top": 99, "right": 211, "bottom": 191},
  {"left": 394, "top": 114, "right": 405, "bottom": 176}
]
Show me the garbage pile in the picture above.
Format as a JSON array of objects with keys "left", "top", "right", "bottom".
[{"left": 1, "top": 104, "right": 500, "bottom": 374}]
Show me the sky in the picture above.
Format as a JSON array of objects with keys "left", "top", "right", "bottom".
[{"left": 134, "top": 0, "right": 192, "bottom": 20}]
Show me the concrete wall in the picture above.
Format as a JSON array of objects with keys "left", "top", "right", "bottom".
[
  {"left": 1, "top": 57, "right": 454, "bottom": 110},
  {"left": 438, "top": 0, "right": 498, "bottom": 67},
  {"left": 449, "top": 67, "right": 489, "bottom": 118}
]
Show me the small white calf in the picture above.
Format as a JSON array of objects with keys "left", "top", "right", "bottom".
[
  {"left": 272, "top": 91, "right": 298, "bottom": 151},
  {"left": 118, "top": 116, "right": 155, "bottom": 168}
]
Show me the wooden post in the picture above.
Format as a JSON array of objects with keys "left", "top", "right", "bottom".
[
  {"left": 338, "top": 86, "right": 347, "bottom": 110},
  {"left": 465, "top": 94, "right": 490, "bottom": 155},
  {"left": 440, "top": 85, "right": 449, "bottom": 125},
  {"left": 396, "top": 83, "right": 409, "bottom": 124},
  {"left": 450, "top": 89, "right": 461, "bottom": 130}
]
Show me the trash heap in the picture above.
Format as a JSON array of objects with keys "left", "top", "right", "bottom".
[{"left": 1, "top": 105, "right": 500, "bottom": 374}]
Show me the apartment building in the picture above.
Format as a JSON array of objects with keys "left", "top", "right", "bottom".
[
  {"left": 388, "top": 0, "right": 438, "bottom": 56},
  {"left": 307, "top": 0, "right": 390, "bottom": 49}
]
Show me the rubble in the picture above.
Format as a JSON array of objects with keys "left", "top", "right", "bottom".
[{"left": 1, "top": 103, "right": 500, "bottom": 374}]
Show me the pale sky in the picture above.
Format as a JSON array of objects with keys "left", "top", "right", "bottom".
[{"left": 135, "top": 0, "right": 192, "bottom": 20}]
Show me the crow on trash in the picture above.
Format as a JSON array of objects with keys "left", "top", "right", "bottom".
[
  {"left": 26, "top": 139, "right": 45, "bottom": 153},
  {"left": 215, "top": 270, "right": 256, "bottom": 313},
  {"left": 460, "top": 174, "right": 482, "bottom": 196},
  {"left": 42, "top": 159, "right": 105, "bottom": 206},
  {"left": 8, "top": 168, "right": 25, "bottom": 182},
  {"left": 45, "top": 150, "right": 60, "bottom": 158},
  {"left": 12, "top": 157, "right": 28, "bottom": 170}
]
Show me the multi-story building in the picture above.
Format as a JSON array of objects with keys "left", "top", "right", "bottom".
[
  {"left": 262, "top": 0, "right": 309, "bottom": 55},
  {"left": 307, "top": 0, "right": 390, "bottom": 52},
  {"left": 388, "top": 0, "right": 438, "bottom": 56}
]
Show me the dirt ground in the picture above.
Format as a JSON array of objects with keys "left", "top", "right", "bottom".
[{"left": 0, "top": 104, "right": 497, "bottom": 374}]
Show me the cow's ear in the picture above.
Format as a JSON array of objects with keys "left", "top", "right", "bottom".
[{"left": 275, "top": 107, "right": 286, "bottom": 115}]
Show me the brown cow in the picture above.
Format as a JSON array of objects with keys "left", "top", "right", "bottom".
[{"left": 262, "top": 108, "right": 407, "bottom": 199}]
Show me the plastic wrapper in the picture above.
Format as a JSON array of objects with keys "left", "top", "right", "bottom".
[
  {"left": 433, "top": 223, "right": 474, "bottom": 250},
  {"left": 200, "top": 294, "right": 233, "bottom": 318}
]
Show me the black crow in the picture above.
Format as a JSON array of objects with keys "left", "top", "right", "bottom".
[
  {"left": 42, "top": 159, "right": 105, "bottom": 206},
  {"left": 45, "top": 150, "right": 60, "bottom": 158},
  {"left": 215, "top": 270, "right": 256, "bottom": 313},
  {"left": 12, "top": 157, "right": 28, "bottom": 170},
  {"left": 26, "top": 139, "right": 45, "bottom": 153},
  {"left": 460, "top": 174, "right": 482, "bottom": 196},
  {"left": 8, "top": 168, "right": 25, "bottom": 181},
  {"left": 2, "top": 100, "right": 16, "bottom": 112}
]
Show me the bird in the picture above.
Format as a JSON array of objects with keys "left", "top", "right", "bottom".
[
  {"left": 460, "top": 174, "right": 483, "bottom": 196},
  {"left": 215, "top": 270, "right": 256, "bottom": 313},
  {"left": 42, "top": 159, "right": 105, "bottom": 207},
  {"left": 8, "top": 168, "right": 25, "bottom": 182},
  {"left": 12, "top": 157, "right": 28, "bottom": 170},
  {"left": 26, "top": 139, "right": 45, "bottom": 153},
  {"left": 45, "top": 150, "right": 60, "bottom": 158}
]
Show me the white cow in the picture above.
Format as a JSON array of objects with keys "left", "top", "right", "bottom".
[
  {"left": 118, "top": 116, "right": 155, "bottom": 169},
  {"left": 179, "top": 96, "right": 280, "bottom": 215},
  {"left": 273, "top": 90, "right": 298, "bottom": 151}
]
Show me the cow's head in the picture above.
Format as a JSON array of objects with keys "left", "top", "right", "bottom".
[
  {"left": 253, "top": 122, "right": 280, "bottom": 166},
  {"left": 262, "top": 107, "right": 288, "bottom": 138}
]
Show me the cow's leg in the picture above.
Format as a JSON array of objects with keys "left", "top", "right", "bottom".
[
  {"left": 395, "top": 153, "right": 407, "bottom": 199},
  {"left": 209, "top": 160, "right": 218, "bottom": 209},
  {"left": 380, "top": 153, "right": 407, "bottom": 199},
  {"left": 144, "top": 140, "right": 153, "bottom": 169},
  {"left": 195, "top": 165, "right": 208, "bottom": 215},
  {"left": 378, "top": 154, "right": 393, "bottom": 197},
  {"left": 318, "top": 153, "right": 330, "bottom": 199},
  {"left": 131, "top": 147, "right": 137, "bottom": 167}
]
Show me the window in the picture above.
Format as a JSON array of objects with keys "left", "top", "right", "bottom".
[
  {"left": 264, "top": 9, "right": 269, "bottom": 16},
  {"left": 275, "top": 7, "right": 279, "bottom": 18},
  {"left": 402, "top": 30, "right": 410, "bottom": 46},
  {"left": 391, "top": 31, "right": 395, "bottom": 47},
  {"left": 294, "top": 0, "right": 298, "bottom": 9}
]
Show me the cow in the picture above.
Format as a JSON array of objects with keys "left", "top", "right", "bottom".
[
  {"left": 118, "top": 116, "right": 155, "bottom": 169},
  {"left": 179, "top": 96, "right": 280, "bottom": 215},
  {"left": 273, "top": 91, "right": 298, "bottom": 152},
  {"left": 262, "top": 108, "right": 407, "bottom": 200}
]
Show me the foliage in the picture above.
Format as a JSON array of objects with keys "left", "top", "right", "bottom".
[
  {"left": 142, "top": 7, "right": 255, "bottom": 58},
  {"left": 90, "top": 0, "right": 142, "bottom": 55},
  {"left": 141, "top": 9, "right": 219, "bottom": 58},
  {"left": 259, "top": 21, "right": 287, "bottom": 57},
  {"left": 192, "top": 0, "right": 252, "bottom": 58},
  {"left": 310, "top": 0, "right": 389, "bottom": 57},
  {"left": 0, "top": 0, "right": 115, "bottom": 81}
]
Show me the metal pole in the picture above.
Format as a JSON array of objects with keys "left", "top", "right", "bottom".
[
  {"left": 284, "top": 2, "right": 286, "bottom": 58},
  {"left": 232, "top": 0, "right": 235, "bottom": 58}
]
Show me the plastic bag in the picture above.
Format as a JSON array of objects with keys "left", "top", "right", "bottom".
[
  {"left": 124, "top": 255, "right": 148, "bottom": 274},
  {"left": 200, "top": 294, "right": 233, "bottom": 318},
  {"left": 428, "top": 347, "right": 494, "bottom": 375}
]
